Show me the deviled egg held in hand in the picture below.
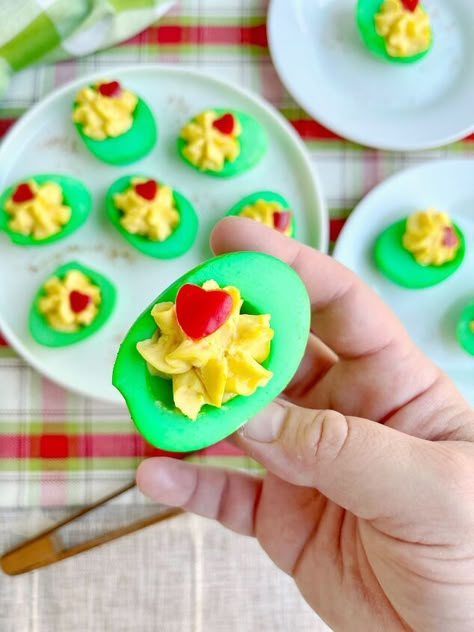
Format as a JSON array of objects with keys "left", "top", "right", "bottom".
[{"left": 113, "top": 252, "right": 310, "bottom": 452}]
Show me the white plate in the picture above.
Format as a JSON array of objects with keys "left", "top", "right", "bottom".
[
  {"left": 333, "top": 159, "right": 473, "bottom": 406},
  {"left": 268, "top": 0, "right": 474, "bottom": 151},
  {"left": 0, "top": 65, "right": 327, "bottom": 404}
]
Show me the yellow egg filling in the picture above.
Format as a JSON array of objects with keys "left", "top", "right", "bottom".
[
  {"left": 402, "top": 209, "right": 460, "bottom": 266},
  {"left": 72, "top": 82, "right": 138, "bottom": 140},
  {"left": 374, "top": 0, "right": 431, "bottom": 58},
  {"left": 240, "top": 199, "right": 292, "bottom": 236},
  {"left": 38, "top": 270, "right": 101, "bottom": 332},
  {"left": 113, "top": 179, "right": 180, "bottom": 242},
  {"left": 5, "top": 181, "right": 71, "bottom": 240},
  {"left": 180, "top": 111, "right": 241, "bottom": 172},
  {"left": 136, "top": 280, "right": 274, "bottom": 420}
]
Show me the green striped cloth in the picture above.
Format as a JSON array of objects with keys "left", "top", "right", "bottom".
[{"left": 0, "top": 0, "right": 175, "bottom": 95}]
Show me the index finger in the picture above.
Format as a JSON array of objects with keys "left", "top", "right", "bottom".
[{"left": 210, "top": 216, "right": 411, "bottom": 359}]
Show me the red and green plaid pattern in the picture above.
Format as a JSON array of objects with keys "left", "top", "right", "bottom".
[{"left": 1, "top": 0, "right": 473, "bottom": 507}]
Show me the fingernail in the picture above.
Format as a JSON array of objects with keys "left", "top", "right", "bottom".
[{"left": 240, "top": 400, "right": 286, "bottom": 443}]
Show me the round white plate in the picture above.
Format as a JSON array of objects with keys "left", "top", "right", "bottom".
[
  {"left": 333, "top": 159, "right": 473, "bottom": 406},
  {"left": 0, "top": 65, "right": 327, "bottom": 404},
  {"left": 268, "top": 0, "right": 474, "bottom": 151}
]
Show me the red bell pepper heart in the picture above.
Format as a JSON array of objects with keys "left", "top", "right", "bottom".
[
  {"left": 442, "top": 226, "right": 458, "bottom": 248},
  {"left": 176, "top": 283, "right": 234, "bottom": 340},
  {"left": 69, "top": 290, "right": 92, "bottom": 314},
  {"left": 212, "top": 113, "right": 236, "bottom": 135},
  {"left": 12, "top": 183, "right": 34, "bottom": 203},
  {"left": 134, "top": 180, "right": 158, "bottom": 201},
  {"left": 401, "top": 0, "right": 419, "bottom": 11},
  {"left": 98, "top": 81, "right": 122, "bottom": 98},
  {"left": 273, "top": 211, "right": 291, "bottom": 232}
]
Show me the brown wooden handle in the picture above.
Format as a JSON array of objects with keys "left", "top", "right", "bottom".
[{"left": 1, "top": 483, "right": 184, "bottom": 575}]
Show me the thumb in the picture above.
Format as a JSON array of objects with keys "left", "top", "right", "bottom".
[{"left": 235, "top": 399, "right": 463, "bottom": 526}]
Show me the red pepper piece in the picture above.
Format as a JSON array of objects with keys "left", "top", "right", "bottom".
[
  {"left": 12, "top": 183, "right": 34, "bottom": 203},
  {"left": 69, "top": 290, "right": 92, "bottom": 314},
  {"left": 212, "top": 113, "right": 236, "bottom": 135},
  {"left": 401, "top": 0, "right": 419, "bottom": 11},
  {"left": 134, "top": 180, "right": 158, "bottom": 201},
  {"left": 98, "top": 81, "right": 122, "bottom": 98},
  {"left": 176, "top": 283, "right": 234, "bottom": 340},
  {"left": 442, "top": 226, "right": 458, "bottom": 248},
  {"left": 273, "top": 211, "right": 291, "bottom": 232}
]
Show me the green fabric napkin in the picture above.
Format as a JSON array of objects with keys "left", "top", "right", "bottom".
[{"left": 0, "top": 0, "right": 175, "bottom": 96}]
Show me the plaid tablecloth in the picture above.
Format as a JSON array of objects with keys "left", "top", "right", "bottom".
[{"left": 1, "top": 0, "right": 473, "bottom": 508}]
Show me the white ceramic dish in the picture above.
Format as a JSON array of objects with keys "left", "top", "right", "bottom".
[
  {"left": 268, "top": 0, "right": 474, "bottom": 151},
  {"left": 0, "top": 65, "right": 327, "bottom": 404},
  {"left": 333, "top": 159, "right": 473, "bottom": 406}
]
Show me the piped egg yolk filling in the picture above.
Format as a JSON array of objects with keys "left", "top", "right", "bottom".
[
  {"left": 113, "top": 178, "right": 180, "bottom": 242},
  {"left": 72, "top": 80, "right": 138, "bottom": 140},
  {"left": 180, "top": 111, "right": 241, "bottom": 172},
  {"left": 38, "top": 270, "right": 101, "bottom": 332},
  {"left": 402, "top": 209, "right": 460, "bottom": 266},
  {"left": 239, "top": 199, "right": 292, "bottom": 236},
  {"left": 374, "top": 0, "right": 431, "bottom": 58},
  {"left": 136, "top": 280, "right": 274, "bottom": 420},
  {"left": 5, "top": 181, "right": 71, "bottom": 240}
]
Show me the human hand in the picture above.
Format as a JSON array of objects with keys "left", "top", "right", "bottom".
[{"left": 137, "top": 217, "right": 474, "bottom": 632}]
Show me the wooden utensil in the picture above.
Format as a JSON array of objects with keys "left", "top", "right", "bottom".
[{"left": 1, "top": 482, "right": 183, "bottom": 575}]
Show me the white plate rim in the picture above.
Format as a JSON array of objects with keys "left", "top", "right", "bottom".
[
  {"left": 268, "top": 0, "right": 474, "bottom": 151},
  {"left": 0, "top": 63, "right": 328, "bottom": 403},
  {"left": 332, "top": 157, "right": 474, "bottom": 405}
]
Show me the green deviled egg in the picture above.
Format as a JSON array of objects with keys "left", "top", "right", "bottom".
[
  {"left": 374, "top": 209, "right": 465, "bottom": 289},
  {"left": 356, "top": 0, "right": 432, "bottom": 64},
  {"left": 29, "top": 261, "right": 116, "bottom": 347},
  {"left": 106, "top": 175, "right": 198, "bottom": 259},
  {"left": 226, "top": 191, "right": 295, "bottom": 237},
  {"left": 72, "top": 79, "right": 157, "bottom": 165},
  {"left": 178, "top": 109, "right": 267, "bottom": 177},
  {"left": 457, "top": 302, "right": 474, "bottom": 357},
  {"left": 0, "top": 174, "right": 91, "bottom": 246}
]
